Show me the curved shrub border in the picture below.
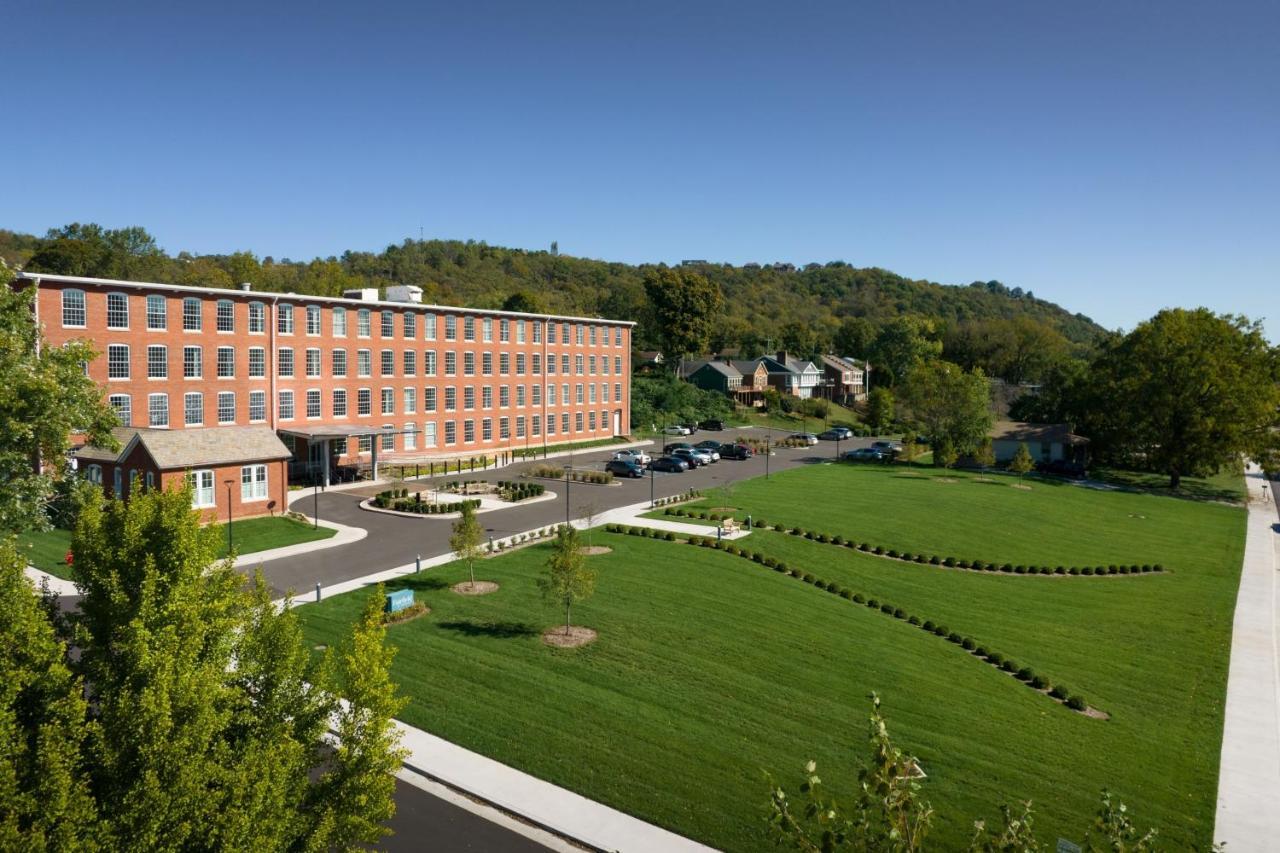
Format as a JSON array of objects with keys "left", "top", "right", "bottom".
[
  {"left": 660, "top": 508, "right": 1166, "bottom": 578},
  {"left": 604, "top": 524, "right": 1106, "bottom": 719}
]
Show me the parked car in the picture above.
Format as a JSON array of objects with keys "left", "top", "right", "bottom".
[
  {"left": 648, "top": 456, "right": 688, "bottom": 473},
  {"left": 693, "top": 440, "right": 722, "bottom": 460},
  {"left": 844, "top": 447, "right": 886, "bottom": 462},
  {"left": 663, "top": 441, "right": 694, "bottom": 453},
  {"left": 871, "top": 440, "right": 902, "bottom": 458},
  {"left": 605, "top": 459, "right": 645, "bottom": 478},
  {"left": 612, "top": 449, "right": 652, "bottom": 465},
  {"left": 790, "top": 432, "right": 819, "bottom": 446},
  {"left": 1036, "top": 459, "right": 1087, "bottom": 479},
  {"left": 698, "top": 419, "right": 726, "bottom": 431},
  {"left": 817, "top": 428, "right": 851, "bottom": 441},
  {"left": 829, "top": 426, "right": 854, "bottom": 440},
  {"left": 719, "top": 443, "right": 755, "bottom": 460},
  {"left": 672, "top": 447, "right": 712, "bottom": 467},
  {"left": 662, "top": 424, "right": 691, "bottom": 436}
]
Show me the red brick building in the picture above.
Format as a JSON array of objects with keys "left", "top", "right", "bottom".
[{"left": 20, "top": 272, "right": 633, "bottom": 519}]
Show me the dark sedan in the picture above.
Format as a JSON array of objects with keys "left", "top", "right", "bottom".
[
  {"left": 719, "top": 443, "right": 755, "bottom": 460},
  {"left": 605, "top": 459, "right": 645, "bottom": 478},
  {"left": 648, "top": 456, "right": 689, "bottom": 473}
]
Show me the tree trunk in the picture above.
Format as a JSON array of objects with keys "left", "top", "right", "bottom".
[
  {"left": 565, "top": 599, "right": 572, "bottom": 635},
  {"left": 469, "top": 559, "right": 476, "bottom": 587},
  {"left": 1169, "top": 469, "right": 1181, "bottom": 490}
]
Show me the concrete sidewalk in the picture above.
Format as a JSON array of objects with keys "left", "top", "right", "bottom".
[
  {"left": 232, "top": 517, "right": 367, "bottom": 570},
  {"left": 1214, "top": 464, "right": 1280, "bottom": 849}
]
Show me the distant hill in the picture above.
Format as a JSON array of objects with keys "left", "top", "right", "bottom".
[{"left": 2, "top": 226, "right": 1106, "bottom": 362}]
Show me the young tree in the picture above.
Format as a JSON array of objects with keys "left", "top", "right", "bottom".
[
  {"left": 577, "top": 501, "right": 600, "bottom": 549},
  {"left": 973, "top": 439, "right": 996, "bottom": 472},
  {"left": 0, "top": 267, "right": 118, "bottom": 532},
  {"left": 450, "top": 502, "right": 485, "bottom": 589},
  {"left": 934, "top": 437, "right": 958, "bottom": 470},
  {"left": 867, "top": 387, "right": 895, "bottom": 433},
  {"left": 539, "top": 526, "right": 597, "bottom": 636},
  {"left": 900, "top": 360, "right": 993, "bottom": 457},
  {"left": 2, "top": 484, "right": 406, "bottom": 850},
  {"left": 1009, "top": 443, "right": 1035, "bottom": 481}
]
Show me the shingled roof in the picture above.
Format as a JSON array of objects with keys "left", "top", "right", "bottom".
[
  {"left": 75, "top": 426, "right": 293, "bottom": 469},
  {"left": 990, "top": 421, "right": 1089, "bottom": 446}
]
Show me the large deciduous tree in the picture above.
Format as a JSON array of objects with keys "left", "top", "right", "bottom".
[
  {"left": 0, "top": 264, "right": 119, "bottom": 532},
  {"left": 900, "top": 361, "right": 993, "bottom": 455},
  {"left": 1, "top": 485, "right": 407, "bottom": 850},
  {"left": 868, "top": 316, "right": 943, "bottom": 388},
  {"left": 1086, "top": 309, "right": 1280, "bottom": 488},
  {"left": 643, "top": 268, "right": 723, "bottom": 364}
]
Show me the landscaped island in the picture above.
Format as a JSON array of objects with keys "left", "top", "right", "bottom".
[{"left": 296, "top": 463, "right": 1244, "bottom": 849}]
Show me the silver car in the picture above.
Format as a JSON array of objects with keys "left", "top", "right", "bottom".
[
  {"left": 790, "top": 432, "right": 819, "bottom": 446},
  {"left": 613, "top": 449, "right": 652, "bottom": 465}
]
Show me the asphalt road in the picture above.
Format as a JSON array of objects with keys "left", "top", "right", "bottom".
[
  {"left": 384, "top": 776, "right": 554, "bottom": 852},
  {"left": 256, "top": 429, "right": 876, "bottom": 596}
]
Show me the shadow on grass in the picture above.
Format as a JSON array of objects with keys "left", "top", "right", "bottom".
[
  {"left": 391, "top": 575, "right": 450, "bottom": 592},
  {"left": 437, "top": 619, "right": 539, "bottom": 639}
]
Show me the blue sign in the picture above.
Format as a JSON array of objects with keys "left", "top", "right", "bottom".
[{"left": 385, "top": 588, "right": 414, "bottom": 613}]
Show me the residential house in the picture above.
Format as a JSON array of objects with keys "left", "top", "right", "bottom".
[
  {"left": 683, "top": 360, "right": 744, "bottom": 395},
  {"left": 989, "top": 421, "right": 1089, "bottom": 465},
  {"left": 731, "top": 359, "right": 772, "bottom": 406},
  {"left": 765, "top": 352, "right": 822, "bottom": 399},
  {"left": 819, "top": 355, "right": 869, "bottom": 404}
]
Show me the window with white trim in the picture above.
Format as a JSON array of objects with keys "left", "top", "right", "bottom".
[
  {"left": 249, "top": 347, "right": 265, "bottom": 378},
  {"left": 424, "top": 421, "right": 437, "bottom": 446},
  {"left": 380, "top": 310, "right": 394, "bottom": 338},
  {"left": 241, "top": 464, "right": 268, "bottom": 501},
  {"left": 306, "top": 389, "right": 321, "bottom": 419},
  {"left": 332, "top": 306, "right": 347, "bottom": 337},
  {"left": 148, "top": 393, "right": 169, "bottom": 428},
  {"left": 381, "top": 387, "right": 395, "bottom": 415},
  {"left": 516, "top": 320, "right": 526, "bottom": 343},
  {"left": 499, "top": 353, "right": 510, "bottom": 374},
  {"left": 62, "top": 289, "right": 86, "bottom": 327},
  {"left": 249, "top": 390, "right": 266, "bottom": 422},
  {"left": 278, "top": 347, "right": 294, "bottom": 377},
  {"left": 85, "top": 464, "right": 103, "bottom": 485},
  {"left": 185, "top": 392, "right": 204, "bottom": 426},
  {"left": 357, "top": 349, "right": 371, "bottom": 377},
  {"left": 517, "top": 354, "right": 527, "bottom": 375},
  {"left": 108, "top": 344, "right": 130, "bottom": 380},
  {"left": 332, "top": 348, "right": 347, "bottom": 377},
  {"left": 444, "top": 315, "right": 457, "bottom": 341},
  {"left": 357, "top": 388, "right": 372, "bottom": 416},
  {"left": 533, "top": 321, "right": 542, "bottom": 343},
  {"left": 404, "top": 312, "right": 417, "bottom": 338},
  {"left": 278, "top": 303, "right": 294, "bottom": 334},
  {"left": 499, "top": 319, "right": 510, "bottom": 343},
  {"left": 483, "top": 417, "right": 494, "bottom": 441},
  {"left": 182, "top": 297, "right": 202, "bottom": 331},
  {"left": 482, "top": 386, "right": 493, "bottom": 409},
  {"left": 380, "top": 349, "right": 394, "bottom": 377},
  {"left": 306, "top": 348, "right": 321, "bottom": 378},
  {"left": 182, "top": 345, "right": 201, "bottom": 379},
  {"left": 424, "top": 350, "right": 436, "bottom": 376},
  {"left": 357, "top": 309, "right": 371, "bottom": 337},
  {"left": 403, "top": 387, "right": 416, "bottom": 414},
  {"left": 217, "top": 391, "right": 236, "bottom": 424},
  {"left": 358, "top": 434, "right": 372, "bottom": 453},
  {"left": 107, "top": 292, "right": 129, "bottom": 329},
  {"left": 145, "top": 294, "right": 167, "bottom": 330},
  {"left": 499, "top": 385, "right": 510, "bottom": 407},
  {"left": 516, "top": 415, "right": 526, "bottom": 438},
  {"left": 463, "top": 386, "right": 475, "bottom": 410},
  {"left": 483, "top": 317, "right": 493, "bottom": 342},
  {"left": 482, "top": 352, "right": 493, "bottom": 375},
  {"left": 216, "top": 299, "right": 234, "bottom": 332},
  {"left": 108, "top": 393, "right": 131, "bottom": 426},
  {"left": 248, "top": 301, "right": 265, "bottom": 334},
  {"left": 424, "top": 313, "right": 436, "bottom": 341},
  {"left": 463, "top": 316, "right": 475, "bottom": 341},
  {"left": 532, "top": 414, "right": 541, "bottom": 436},
  {"left": 403, "top": 350, "right": 416, "bottom": 376},
  {"left": 278, "top": 390, "right": 295, "bottom": 420},
  {"left": 444, "top": 420, "right": 457, "bottom": 445},
  {"left": 463, "top": 419, "right": 475, "bottom": 443},
  {"left": 192, "top": 469, "right": 215, "bottom": 508},
  {"left": 499, "top": 416, "right": 509, "bottom": 441},
  {"left": 217, "top": 346, "right": 235, "bottom": 378},
  {"left": 547, "top": 322, "right": 556, "bottom": 344},
  {"left": 424, "top": 387, "right": 437, "bottom": 413},
  {"left": 404, "top": 423, "right": 417, "bottom": 450},
  {"left": 306, "top": 304, "right": 321, "bottom": 335},
  {"left": 444, "top": 386, "right": 456, "bottom": 411},
  {"left": 444, "top": 351, "right": 456, "bottom": 376},
  {"left": 332, "top": 389, "right": 347, "bottom": 417},
  {"left": 148, "top": 345, "right": 168, "bottom": 379},
  {"left": 380, "top": 426, "right": 394, "bottom": 451}
]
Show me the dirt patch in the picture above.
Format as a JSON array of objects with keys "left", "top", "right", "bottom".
[
  {"left": 541, "top": 626, "right": 598, "bottom": 648},
  {"left": 972, "top": 476, "right": 995, "bottom": 483},
  {"left": 707, "top": 506, "right": 739, "bottom": 513},
  {"left": 578, "top": 546, "right": 613, "bottom": 556},
  {"left": 452, "top": 581, "right": 500, "bottom": 596},
  {"left": 1082, "top": 705, "right": 1111, "bottom": 720},
  {"left": 936, "top": 477, "right": 958, "bottom": 483},
  {"left": 1011, "top": 483, "right": 1033, "bottom": 491}
]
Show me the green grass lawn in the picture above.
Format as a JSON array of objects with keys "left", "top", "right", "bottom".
[
  {"left": 1091, "top": 464, "right": 1246, "bottom": 503},
  {"left": 299, "top": 463, "right": 1244, "bottom": 850},
  {"left": 14, "top": 528, "right": 75, "bottom": 579},
  {"left": 219, "top": 515, "right": 335, "bottom": 558}
]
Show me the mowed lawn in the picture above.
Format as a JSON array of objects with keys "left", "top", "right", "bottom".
[{"left": 298, "top": 464, "right": 1244, "bottom": 850}]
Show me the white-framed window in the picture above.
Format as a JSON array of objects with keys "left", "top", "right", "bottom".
[
  {"left": 403, "top": 350, "right": 417, "bottom": 376},
  {"left": 464, "top": 352, "right": 476, "bottom": 376},
  {"left": 532, "top": 414, "right": 541, "bottom": 436},
  {"left": 306, "top": 304, "right": 322, "bottom": 335},
  {"left": 108, "top": 393, "right": 131, "bottom": 426},
  {"left": 182, "top": 297, "right": 202, "bottom": 331},
  {"left": 278, "top": 390, "right": 295, "bottom": 420},
  {"left": 332, "top": 306, "right": 348, "bottom": 337},
  {"left": 561, "top": 354, "right": 570, "bottom": 373},
  {"left": 192, "top": 469, "right": 215, "bottom": 508},
  {"left": 108, "top": 344, "right": 130, "bottom": 380},
  {"left": 278, "top": 347, "right": 294, "bottom": 377},
  {"left": 306, "top": 348, "right": 321, "bottom": 378},
  {"left": 499, "top": 353, "right": 510, "bottom": 375},
  {"left": 444, "top": 420, "right": 457, "bottom": 445},
  {"left": 463, "top": 316, "right": 475, "bottom": 341},
  {"left": 575, "top": 355, "right": 584, "bottom": 375},
  {"left": 217, "top": 346, "right": 235, "bottom": 378},
  {"left": 357, "top": 388, "right": 372, "bottom": 416},
  {"left": 357, "top": 309, "right": 371, "bottom": 337},
  {"left": 380, "top": 310, "right": 394, "bottom": 338},
  {"left": 278, "top": 303, "right": 294, "bottom": 334},
  {"left": 248, "top": 301, "right": 265, "bottom": 334},
  {"left": 424, "top": 313, "right": 436, "bottom": 341},
  {"left": 358, "top": 434, "right": 372, "bottom": 454},
  {"left": 615, "top": 327, "right": 623, "bottom": 346},
  {"left": 182, "top": 345, "right": 202, "bottom": 379},
  {"left": 424, "top": 350, "right": 437, "bottom": 376},
  {"left": 424, "top": 421, "right": 437, "bottom": 447},
  {"left": 547, "top": 321, "right": 556, "bottom": 344},
  {"left": 483, "top": 317, "right": 494, "bottom": 342},
  {"left": 576, "top": 324, "right": 584, "bottom": 345},
  {"left": 444, "top": 314, "right": 457, "bottom": 341},
  {"left": 217, "top": 391, "right": 236, "bottom": 424},
  {"left": 482, "top": 386, "right": 493, "bottom": 409},
  {"left": 241, "top": 464, "right": 268, "bottom": 502},
  {"left": 482, "top": 352, "right": 493, "bottom": 376},
  {"left": 380, "top": 349, "right": 394, "bottom": 377},
  {"left": 444, "top": 386, "right": 457, "bottom": 411},
  {"left": 517, "top": 320, "right": 526, "bottom": 343},
  {"left": 306, "top": 389, "right": 321, "bottom": 419},
  {"left": 404, "top": 312, "right": 416, "bottom": 338},
  {"left": 589, "top": 325, "right": 597, "bottom": 345},
  {"left": 332, "top": 388, "right": 348, "bottom": 417},
  {"left": 114, "top": 467, "right": 122, "bottom": 496},
  {"left": 107, "top": 292, "right": 129, "bottom": 329},
  {"left": 357, "top": 349, "right": 371, "bottom": 377},
  {"left": 444, "top": 351, "right": 457, "bottom": 376},
  {"left": 483, "top": 417, "right": 494, "bottom": 441},
  {"left": 85, "top": 463, "right": 103, "bottom": 485},
  {"left": 381, "top": 387, "right": 395, "bottom": 415},
  {"left": 532, "top": 384, "right": 541, "bottom": 406},
  {"left": 148, "top": 393, "right": 169, "bottom": 428},
  {"left": 547, "top": 384, "right": 557, "bottom": 405},
  {"left": 147, "top": 345, "right": 168, "bottom": 379},
  {"left": 332, "top": 348, "right": 348, "bottom": 377},
  {"left": 61, "top": 289, "right": 86, "bottom": 327},
  {"left": 249, "top": 390, "right": 266, "bottom": 422},
  {"left": 575, "top": 411, "right": 584, "bottom": 432},
  {"left": 249, "top": 347, "right": 265, "bottom": 378},
  {"left": 463, "top": 419, "right": 475, "bottom": 443},
  {"left": 614, "top": 356, "right": 622, "bottom": 374},
  {"left": 424, "top": 387, "right": 437, "bottom": 413},
  {"left": 403, "top": 387, "right": 417, "bottom": 414},
  {"left": 380, "top": 425, "right": 394, "bottom": 451},
  {"left": 614, "top": 382, "right": 622, "bottom": 402},
  {"left": 404, "top": 423, "right": 417, "bottom": 450},
  {"left": 185, "top": 392, "right": 204, "bottom": 426},
  {"left": 499, "top": 385, "right": 510, "bottom": 407},
  {"left": 499, "top": 416, "right": 510, "bottom": 440},
  {"left": 533, "top": 321, "right": 542, "bottom": 343},
  {"left": 517, "top": 354, "right": 527, "bottom": 375},
  {"left": 145, "top": 294, "right": 167, "bottom": 330},
  {"left": 463, "top": 386, "right": 476, "bottom": 410},
  {"left": 516, "top": 415, "right": 526, "bottom": 438},
  {"left": 516, "top": 385, "right": 526, "bottom": 407},
  {"left": 216, "top": 299, "right": 235, "bottom": 332}
]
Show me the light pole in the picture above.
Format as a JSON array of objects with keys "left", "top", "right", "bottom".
[
  {"left": 564, "top": 465, "right": 572, "bottom": 526},
  {"left": 313, "top": 480, "right": 319, "bottom": 529},
  {"left": 223, "top": 479, "right": 234, "bottom": 554},
  {"left": 649, "top": 460, "right": 655, "bottom": 507}
]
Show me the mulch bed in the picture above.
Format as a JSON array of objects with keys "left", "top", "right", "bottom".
[
  {"left": 452, "top": 581, "right": 500, "bottom": 596},
  {"left": 541, "top": 626, "right": 598, "bottom": 648},
  {"left": 578, "top": 546, "right": 612, "bottom": 556}
]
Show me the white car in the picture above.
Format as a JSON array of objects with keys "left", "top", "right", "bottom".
[
  {"left": 613, "top": 449, "right": 652, "bottom": 465},
  {"left": 663, "top": 424, "right": 691, "bottom": 436},
  {"left": 790, "top": 432, "right": 819, "bottom": 446}
]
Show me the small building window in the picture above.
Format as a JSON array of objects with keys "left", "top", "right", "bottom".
[
  {"left": 62, "top": 289, "right": 86, "bottom": 327},
  {"left": 191, "top": 469, "right": 215, "bottom": 508},
  {"left": 216, "top": 299, "right": 235, "bottom": 332},
  {"left": 107, "top": 292, "right": 129, "bottom": 329},
  {"left": 248, "top": 301, "right": 265, "bottom": 334},
  {"left": 277, "top": 303, "right": 294, "bottom": 334},
  {"left": 249, "top": 390, "right": 266, "bottom": 422},
  {"left": 183, "top": 297, "right": 202, "bottom": 331},
  {"left": 217, "top": 391, "right": 236, "bottom": 424},
  {"left": 108, "top": 394, "right": 131, "bottom": 426},
  {"left": 241, "top": 464, "right": 268, "bottom": 501},
  {"left": 185, "top": 392, "right": 204, "bottom": 426},
  {"left": 148, "top": 393, "right": 169, "bottom": 428},
  {"left": 108, "top": 344, "right": 131, "bottom": 380},
  {"left": 148, "top": 345, "right": 168, "bottom": 379}
]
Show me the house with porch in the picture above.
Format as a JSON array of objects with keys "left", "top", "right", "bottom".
[{"left": 819, "top": 355, "right": 869, "bottom": 403}]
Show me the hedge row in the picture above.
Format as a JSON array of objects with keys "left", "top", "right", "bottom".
[
  {"left": 526, "top": 465, "right": 614, "bottom": 484},
  {"left": 488, "top": 526, "right": 562, "bottom": 552},
  {"left": 605, "top": 523, "right": 1098, "bottom": 716},
  {"left": 496, "top": 480, "right": 547, "bottom": 502},
  {"left": 384, "top": 496, "right": 481, "bottom": 514},
  {"left": 661, "top": 508, "right": 1166, "bottom": 577},
  {"left": 650, "top": 489, "right": 701, "bottom": 508}
]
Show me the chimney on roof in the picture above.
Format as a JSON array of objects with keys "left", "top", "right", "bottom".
[
  {"left": 776, "top": 350, "right": 789, "bottom": 364},
  {"left": 239, "top": 282, "right": 252, "bottom": 292}
]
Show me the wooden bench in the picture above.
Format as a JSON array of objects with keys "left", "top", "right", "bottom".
[{"left": 720, "top": 518, "right": 740, "bottom": 535}]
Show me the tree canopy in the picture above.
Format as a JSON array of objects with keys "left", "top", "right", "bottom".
[{"left": 899, "top": 360, "right": 993, "bottom": 455}]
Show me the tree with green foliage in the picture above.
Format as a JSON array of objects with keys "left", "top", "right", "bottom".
[
  {"left": 450, "top": 502, "right": 486, "bottom": 589},
  {"left": 972, "top": 439, "right": 996, "bottom": 472},
  {"left": 899, "top": 361, "right": 993, "bottom": 457},
  {"left": 869, "top": 317, "right": 943, "bottom": 388},
  {"left": 934, "top": 437, "right": 958, "bottom": 470},
  {"left": 1009, "top": 443, "right": 1035, "bottom": 481},
  {"left": 1086, "top": 308, "right": 1280, "bottom": 488},
  {"left": 539, "top": 525, "right": 596, "bottom": 636},
  {"left": 1, "top": 484, "right": 406, "bottom": 851},
  {"left": 26, "top": 223, "right": 168, "bottom": 281},
  {"left": 867, "top": 387, "right": 895, "bottom": 433},
  {"left": 501, "top": 290, "right": 546, "bottom": 314},
  {"left": 833, "top": 317, "right": 877, "bottom": 360},
  {"left": 643, "top": 268, "right": 724, "bottom": 364},
  {"left": 0, "top": 264, "right": 119, "bottom": 533}
]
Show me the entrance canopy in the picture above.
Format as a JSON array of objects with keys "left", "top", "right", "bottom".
[{"left": 276, "top": 425, "right": 381, "bottom": 441}]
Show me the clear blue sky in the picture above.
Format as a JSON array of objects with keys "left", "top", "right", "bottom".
[{"left": 5, "top": 0, "right": 1277, "bottom": 337}]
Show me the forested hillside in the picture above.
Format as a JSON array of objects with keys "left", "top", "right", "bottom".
[{"left": 2, "top": 225, "right": 1106, "bottom": 380}]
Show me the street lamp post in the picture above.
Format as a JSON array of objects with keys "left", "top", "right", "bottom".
[
  {"left": 564, "top": 465, "right": 572, "bottom": 526},
  {"left": 650, "top": 460, "right": 655, "bottom": 508},
  {"left": 223, "top": 479, "right": 234, "bottom": 554},
  {"left": 313, "top": 480, "right": 319, "bottom": 529}
]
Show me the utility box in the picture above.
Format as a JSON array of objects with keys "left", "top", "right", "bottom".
[{"left": 385, "top": 588, "right": 414, "bottom": 613}]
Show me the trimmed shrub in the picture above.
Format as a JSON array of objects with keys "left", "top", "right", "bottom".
[
  {"left": 915, "top": 555, "right": 927, "bottom": 564},
  {"left": 790, "top": 526, "right": 803, "bottom": 536},
  {"left": 868, "top": 599, "right": 880, "bottom": 609},
  {"left": 961, "top": 637, "right": 976, "bottom": 650},
  {"left": 1001, "top": 660, "right": 1018, "bottom": 673},
  {"left": 1107, "top": 565, "right": 1118, "bottom": 575},
  {"left": 887, "top": 549, "right": 899, "bottom": 559},
  {"left": 932, "top": 625, "right": 947, "bottom": 637},
  {"left": 832, "top": 535, "right": 845, "bottom": 546},
  {"left": 1082, "top": 566, "right": 1095, "bottom": 576},
  {"left": 1049, "top": 685, "right": 1068, "bottom": 700},
  {"left": 774, "top": 523, "right": 786, "bottom": 532},
  {"left": 1054, "top": 566, "right": 1066, "bottom": 575},
  {"left": 944, "top": 557, "right": 957, "bottom": 568},
  {"left": 664, "top": 532, "right": 676, "bottom": 541},
  {"left": 840, "top": 589, "right": 854, "bottom": 600},
  {"left": 893, "top": 607, "right": 905, "bottom": 619},
  {"left": 929, "top": 555, "right": 941, "bottom": 565},
  {"left": 1066, "top": 695, "right": 1086, "bottom": 711},
  {"left": 974, "top": 646, "right": 987, "bottom": 657},
  {"left": 880, "top": 603, "right": 894, "bottom": 614},
  {"left": 901, "top": 552, "right": 914, "bottom": 562},
  {"left": 923, "top": 620, "right": 935, "bottom": 631},
  {"left": 873, "top": 546, "right": 885, "bottom": 555},
  {"left": 853, "top": 593, "right": 865, "bottom": 604},
  {"left": 817, "top": 533, "right": 830, "bottom": 544},
  {"left": 1038, "top": 566, "right": 1052, "bottom": 575},
  {"left": 908, "top": 615, "right": 921, "bottom": 626},
  {"left": 1014, "top": 565, "right": 1026, "bottom": 574},
  {"left": 1016, "top": 667, "right": 1034, "bottom": 682},
  {"left": 1030, "top": 674, "right": 1049, "bottom": 689},
  {"left": 986, "top": 651, "right": 1004, "bottom": 666},
  {"left": 859, "top": 543, "right": 871, "bottom": 552},
  {"left": 802, "top": 573, "right": 816, "bottom": 584},
  {"left": 1069, "top": 567, "right": 1081, "bottom": 575},
  {"left": 957, "top": 559, "right": 970, "bottom": 569}
]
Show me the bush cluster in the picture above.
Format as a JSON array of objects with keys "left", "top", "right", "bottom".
[{"left": 496, "top": 480, "right": 546, "bottom": 502}]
